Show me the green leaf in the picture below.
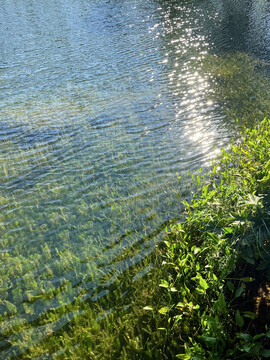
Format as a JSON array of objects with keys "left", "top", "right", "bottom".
[
  {"left": 261, "top": 349, "right": 270, "bottom": 357},
  {"left": 235, "top": 286, "right": 244, "bottom": 298},
  {"left": 218, "top": 292, "right": 227, "bottom": 315},
  {"left": 240, "top": 277, "right": 254, "bottom": 282},
  {"left": 173, "top": 314, "right": 183, "bottom": 323},
  {"left": 242, "top": 194, "right": 262, "bottom": 206},
  {"left": 243, "top": 257, "right": 255, "bottom": 265},
  {"left": 257, "top": 261, "right": 270, "bottom": 271},
  {"left": 227, "top": 281, "right": 234, "bottom": 292},
  {"left": 158, "top": 307, "right": 169, "bottom": 315},
  {"left": 240, "top": 333, "right": 252, "bottom": 342},
  {"left": 223, "top": 227, "right": 234, "bottom": 234},
  {"left": 249, "top": 342, "right": 262, "bottom": 356},
  {"left": 201, "top": 336, "right": 217, "bottom": 346},
  {"left": 176, "top": 354, "right": 190, "bottom": 359},
  {"left": 243, "top": 311, "right": 257, "bottom": 319},
  {"left": 253, "top": 333, "right": 265, "bottom": 341},
  {"left": 159, "top": 280, "right": 169, "bottom": 288},
  {"left": 236, "top": 310, "right": 244, "bottom": 327},
  {"left": 199, "top": 277, "right": 208, "bottom": 290},
  {"left": 243, "top": 344, "right": 251, "bottom": 352}
]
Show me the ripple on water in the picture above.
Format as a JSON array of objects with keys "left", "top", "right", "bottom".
[{"left": 1, "top": 0, "right": 270, "bottom": 357}]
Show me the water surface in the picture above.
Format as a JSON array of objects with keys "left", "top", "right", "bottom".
[{"left": 1, "top": 0, "right": 270, "bottom": 357}]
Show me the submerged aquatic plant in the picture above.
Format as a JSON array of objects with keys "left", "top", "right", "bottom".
[{"left": 2, "top": 117, "right": 269, "bottom": 359}]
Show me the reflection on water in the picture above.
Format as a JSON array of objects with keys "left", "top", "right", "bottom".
[
  {"left": 1, "top": 0, "right": 270, "bottom": 357},
  {"left": 209, "top": 0, "right": 270, "bottom": 56}
]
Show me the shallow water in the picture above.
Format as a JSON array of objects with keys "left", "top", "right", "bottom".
[{"left": 1, "top": 0, "right": 270, "bottom": 357}]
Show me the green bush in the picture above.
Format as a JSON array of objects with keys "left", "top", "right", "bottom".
[{"left": 155, "top": 118, "right": 270, "bottom": 359}]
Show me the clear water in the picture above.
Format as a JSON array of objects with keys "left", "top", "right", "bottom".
[{"left": 1, "top": 0, "right": 270, "bottom": 357}]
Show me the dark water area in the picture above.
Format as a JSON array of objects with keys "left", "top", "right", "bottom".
[{"left": 1, "top": 0, "right": 270, "bottom": 357}]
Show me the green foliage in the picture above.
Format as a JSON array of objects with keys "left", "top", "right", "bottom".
[{"left": 154, "top": 118, "right": 270, "bottom": 359}]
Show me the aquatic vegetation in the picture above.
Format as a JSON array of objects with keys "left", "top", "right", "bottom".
[
  {"left": 2, "top": 1, "right": 270, "bottom": 358},
  {"left": 0, "top": 99, "right": 185, "bottom": 359},
  {"left": 204, "top": 52, "right": 270, "bottom": 126},
  {"left": 2, "top": 115, "right": 269, "bottom": 359},
  {"left": 1, "top": 49, "right": 270, "bottom": 359},
  {"left": 142, "top": 118, "right": 270, "bottom": 359}
]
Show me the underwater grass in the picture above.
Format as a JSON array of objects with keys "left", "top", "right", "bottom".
[
  {"left": 0, "top": 106, "right": 185, "bottom": 359},
  {"left": 204, "top": 52, "right": 270, "bottom": 127},
  {"left": 2, "top": 118, "right": 270, "bottom": 359},
  {"left": 2, "top": 50, "right": 270, "bottom": 359}
]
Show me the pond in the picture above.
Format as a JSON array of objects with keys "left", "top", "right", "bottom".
[{"left": 1, "top": 0, "right": 270, "bottom": 358}]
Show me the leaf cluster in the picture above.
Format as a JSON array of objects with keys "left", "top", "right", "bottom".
[{"left": 155, "top": 118, "right": 270, "bottom": 359}]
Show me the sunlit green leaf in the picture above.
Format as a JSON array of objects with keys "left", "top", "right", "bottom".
[{"left": 199, "top": 277, "right": 208, "bottom": 291}]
